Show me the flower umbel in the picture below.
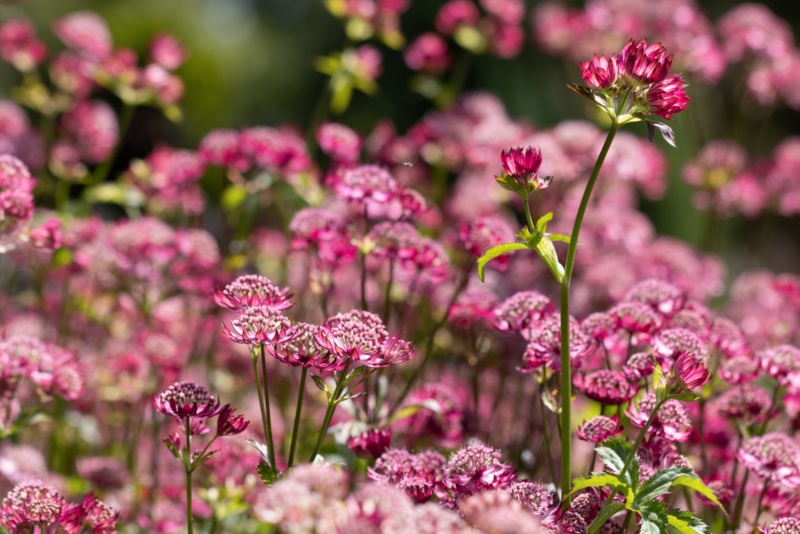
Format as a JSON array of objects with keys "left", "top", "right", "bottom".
[{"left": 495, "top": 145, "right": 552, "bottom": 196}]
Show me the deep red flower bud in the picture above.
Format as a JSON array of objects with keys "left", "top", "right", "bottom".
[
  {"left": 619, "top": 39, "right": 673, "bottom": 84},
  {"left": 216, "top": 404, "right": 250, "bottom": 436},
  {"left": 500, "top": 145, "right": 542, "bottom": 177},
  {"left": 580, "top": 54, "right": 619, "bottom": 90},
  {"left": 675, "top": 352, "right": 710, "bottom": 389},
  {"left": 348, "top": 427, "right": 393, "bottom": 459},
  {"left": 647, "top": 73, "right": 691, "bottom": 120}
]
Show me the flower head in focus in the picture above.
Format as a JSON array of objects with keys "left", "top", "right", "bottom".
[
  {"left": 495, "top": 145, "right": 552, "bottom": 197},
  {"left": 571, "top": 39, "right": 690, "bottom": 145},
  {"left": 154, "top": 381, "right": 221, "bottom": 420}
]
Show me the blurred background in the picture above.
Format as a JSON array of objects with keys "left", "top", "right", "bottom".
[{"left": 2, "top": 0, "right": 800, "bottom": 285}]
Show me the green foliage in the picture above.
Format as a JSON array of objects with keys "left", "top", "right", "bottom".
[
  {"left": 581, "top": 437, "right": 722, "bottom": 533},
  {"left": 257, "top": 459, "right": 279, "bottom": 487},
  {"left": 476, "top": 241, "right": 528, "bottom": 282}
]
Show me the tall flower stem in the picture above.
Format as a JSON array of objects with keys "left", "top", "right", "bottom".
[
  {"left": 309, "top": 366, "right": 349, "bottom": 461},
  {"left": 753, "top": 478, "right": 769, "bottom": 527},
  {"left": 588, "top": 395, "right": 665, "bottom": 534},
  {"left": 260, "top": 344, "right": 277, "bottom": 471},
  {"left": 287, "top": 367, "right": 308, "bottom": 468},
  {"left": 184, "top": 418, "right": 194, "bottom": 534},
  {"left": 559, "top": 121, "right": 619, "bottom": 496}
]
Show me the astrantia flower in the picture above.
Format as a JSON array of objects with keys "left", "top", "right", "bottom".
[
  {"left": 214, "top": 274, "right": 294, "bottom": 312},
  {"left": 739, "top": 433, "right": 800, "bottom": 489},
  {"left": 624, "top": 351, "right": 656, "bottom": 382},
  {"left": 647, "top": 74, "right": 691, "bottom": 120},
  {"left": 449, "top": 285, "right": 499, "bottom": 329},
  {"left": 369, "top": 448, "right": 446, "bottom": 500},
  {"left": 348, "top": 427, "right": 393, "bottom": 459},
  {"left": 223, "top": 305, "right": 295, "bottom": 345},
  {"left": 627, "top": 393, "right": 692, "bottom": 442},
  {"left": 577, "top": 415, "right": 623, "bottom": 444},
  {"left": 574, "top": 370, "right": 637, "bottom": 405},
  {"left": 154, "top": 381, "right": 221, "bottom": 419},
  {"left": 719, "top": 355, "right": 759, "bottom": 384},
  {"left": 0, "top": 480, "right": 66, "bottom": 531},
  {"left": 674, "top": 351, "right": 711, "bottom": 390},
  {"left": 216, "top": 404, "right": 250, "bottom": 436},
  {"left": 715, "top": 384, "right": 773, "bottom": 423},
  {"left": 624, "top": 279, "right": 685, "bottom": 318},
  {"left": 333, "top": 164, "right": 399, "bottom": 205},
  {"left": 443, "top": 444, "right": 516, "bottom": 497},
  {"left": 493, "top": 291, "right": 555, "bottom": 333},
  {"left": 607, "top": 300, "right": 661, "bottom": 340},
  {"left": 652, "top": 327, "right": 706, "bottom": 367},
  {"left": 581, "top": 54, "right": 619, "bottom": 90},
  {"left": 319, "top": 310, "right": 389, "bottom": 365},
  {"left": 274, "top": 322, "right": 327, "bottom": 368},
  {"left": 504, "top": 480, "right": 555, "bottom": 517},
  {"left": 459, "top": 490, "right": 545, "bottom": 532},
  {"left": 522, "top": 313, "right": 594, "bottom": 372},
  {"left": 619, "top": 39, "right": 672, "bottom": 85},
  {"left": 759, "top": 345, "right": 800, "bottom": 382},
  {"left": 762, "top": 517, "right": 800, "bottom": 534},
  {"left": 495, "top": 145, "right": 552, "bottom": 196}
]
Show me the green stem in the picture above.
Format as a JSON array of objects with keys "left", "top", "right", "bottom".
[
  {"left": 287, "top": 367, "right": 308, "bottom": 468},
  {"left": 731, "top": 469, "right": 750, "bottom": 529},
  {"left": 360, "top": 206, "right": 370, "bottom": 311},
  {"left": 753, "top": 478, "right": 769, "bottom": 527},
  {"left": 309, "top": 379, "right": 345, "bottom": 461},
  {"left": 621, "top": 510, "right": 633, "bottom": 531},
  {"left": 252, "top": 349, "right": 274, "bottom": 472},
  {"left": 560, "top": 121, "right": 620, "bottom": 497},
  {"left": 588, "top": 395, "right": 664, "bottom": 534},
  {"left": 382, "top": 260, "right": 395, "bottom": 326},
  {"left": 260, "top": 344, "right": 277, "bottom": 471},
  {"left": 537, "top": 386, "right": 558, "bottom": 485},
  {"left": 184, "top": 418, "right": 194, "bottom": 534}
]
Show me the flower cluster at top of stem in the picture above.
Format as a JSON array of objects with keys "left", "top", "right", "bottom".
[
  {"left": 495, "top": 145, "right": 553, "bottom": 197},
  {"left": 574, "top": 38, "right": 690, "bottom": 124}
]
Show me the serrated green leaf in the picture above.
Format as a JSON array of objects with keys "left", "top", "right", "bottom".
[
  {"left": 639, "top": 500, "right": 669, "bottom": 534},
  {"left": 596, "top": 437, "right": 634, "bottom": 477},
  {"left": 257, "top": 459, "right": 279, "bottom": 486},
  {"left": 476, "top": 242, "right": 528, "bottom": 282},
  {"left": 666, "top": 508, "right": 709, "bottom": 534},
  {"left": 535, "top": 212, "right": 553, "bottom": 234},
  {"left": 636, "top": 467, "right": 695, "bottom": 503},
  {"left": 671, "top": 475, "right": 726, "bottom": 513},
  {"left": 570, "top": 473, "right": 628, "bottom": 495}
]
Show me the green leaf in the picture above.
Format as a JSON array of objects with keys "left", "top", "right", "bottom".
[
  {"left": 476, "top": 242, "right": 528, "bottom": 282},
  {"left": 586, "top": 502, "right": 627, "bottom": 533},
  {"left": 570, "top": 473, "right": 628, "bottom": 495},
  {"left": 671, "top": 475, "right": 726, "bottom": 513},
  {"left": 163, "top": 438, "right": 181, "bottom": 460},
  {"left": 669, "top": 391, "right": 700, "bottom": 402},
  {"left": 666, "top": 508, "right": 710, "bottom": 534},
  {"left": 535, "top": 212, "right": 553, "bottom": 234},
  {"left": 548, "top": 233, "right": 571, "bottom": 243},
  {"left": 636, "top": 467, "right": 695, "bottom": 503},
  {"left": 531, "top": 234, "right": 565, "bottom": 283},
  {"left": 386, "top": 402, "right": 436, "bottom": 424},
  {"left": 257, "top": 459, "right": 279, "bottom": 486},
  {"left": 596, "top": 437, "right": 634, "bottom": 475},
  {"left": 311, "top": 374, "right": 333, "bottom": 400},
  {"left": 639, "top": 500, "right": 669, "bottom": 534}
]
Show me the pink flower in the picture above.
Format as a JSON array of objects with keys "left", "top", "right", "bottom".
[
  {"left": 443, "top": 444, "right": 517, "bottom": 497},
  {"left": 149, "top": 33, "right": 186, "bottom": 70},
  {"left": 52, "top": 11, "right": 112, "bottom": 59},
  {"left": 0, "top": 480, "right": 66, "bottom": 531},
  {"left": 404, "top": 33, "right": 451, "bottom": 75},
  {"left": 574, "top": 370, "right": 637, "bottom": 405},
  {"left": 198, "top": 129, "right": 249, "bottom": 171},
  {"left": 647, "top": 73, "right": 691, "bottom": 120},
  {"left": 214, "top": 274, "right": 294, "bottom": 312},
  {"left": 222, "top": 305, "right": 295, "bottom": 345},
  {"left": 60, "top": 101, "right": 119, "bottom": 164},
  {"left": 577, "top": 415, "right": 623, "bottom": 444},
  {"left": 580, "top": 54, "right": 619, "bottom": 90},
  {"left": 739, "top": 433, "right": 800, "bottom": 489},
  {"left": 761, "top": 517, "right": 800, "bottom": 533},
  {"left": 492, "top": 291, "right": 555, "bottom": 333},
  {"left": 332, "top": 164, "right": 400, "bottom": 205},
  {"left": 0, "top": 19, "right": 47, "bottom": 71},
  {"left": 500, "top": 145, "right": 542, "bottom": 178},
  {"left": 316, "top": 122, "right": 362, "bottom": 164},
  {"left": 675, "top": 352, "right": 711, "bottom": 390},
  {"left": 154, "top": 381, "right": 221, "bottom": 419},
  {"left": 627, "top": 393, "right": 692, "bottom": 442},
  {"left": 348, "top": 427, "right": 393, "bottom": 459},
  {"left": 619, "top": 39, "right": 673, "bottom": 85},
  {"left": 28, "top": 219, "right": 62, "bottom": 249},
  {"left": 436, "top": 0, "right": 480, "bottom": 35},
  {"left": 216, "top": 404, "right": 250, "bottom": 436}
]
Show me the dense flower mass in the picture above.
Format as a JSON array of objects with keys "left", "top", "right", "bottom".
[{"left": 154, "top": 381, "right": 221, "bottom": 419}]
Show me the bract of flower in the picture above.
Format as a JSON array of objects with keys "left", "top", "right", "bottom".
[
  {"left": 153, "top": 381, "right": 221, "bottom": 419},
  {"left": 214, "top": 274, "right": 294, "bottom": 312},
  {"left": 739, "top": 433, "right": 800, "bottom": 489},
  {"left": 222, "top": 305, "right": 295, "bottom": 346},
  {"left": 646, "top": 73, "right": 691, "bottom": 120},
  {"left": 577, "top": 415, "right": 623, "bottom": 444},
  {"left": 216, "top": 404, "right": 250, "bottom": 436},
  {"left": 619, "top": 39, "right": 672, "bottom": 85},
  {"left": 674, "top": 351, "right": 711, "bottom": 390}
]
